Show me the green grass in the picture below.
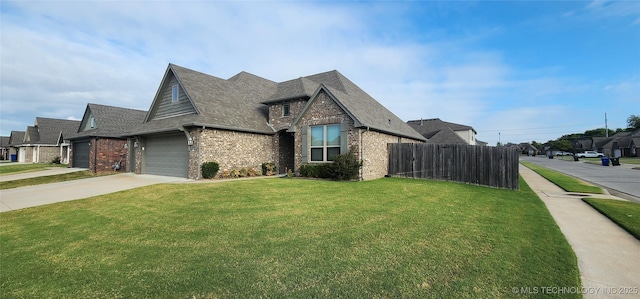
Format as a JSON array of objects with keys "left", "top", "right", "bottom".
[
  {"left": 0, "top": 178, "right": 581, "bottom": 298},
  {"left": 582, "top": 198, "right": 640, "bottom": 240},
  {"left": 0, "top": 163, "right": 67, "bottom": 175},
  {"left": 0, "top": 171, "right": 103, "bottom": 190},
  {"left": 520, "top": 162, "right": 603, "bottom": 194}
]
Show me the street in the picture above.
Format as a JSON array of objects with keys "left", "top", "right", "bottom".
[{"left": 520, "top": 156, "right": 640, "bottom": 202}]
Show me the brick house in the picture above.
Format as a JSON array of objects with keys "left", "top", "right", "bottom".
[
  {"left": 407, "top": 118, "right": 484, "bottom": 145},
  {"left": 126, "top": 64, "right": 425, "bottom": 180},
  {"left": 18, "top": 117, "right": 80, "bottom": 163},
  {"left": 68, "top": 103, "right": 147, "bottom": 173}
]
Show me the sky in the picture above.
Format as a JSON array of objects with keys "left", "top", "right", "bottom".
[{"left": 1, "top": 0, "right": 638, "bottom": 146}]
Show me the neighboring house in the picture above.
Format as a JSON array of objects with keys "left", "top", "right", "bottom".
[
  {"left": 574, "top": 129, "right": 639, "bottom": 157},
  {"left": 0, "top": 136, "right": 9, "bottom": 160},
  {"left": 68, "top": 103, "right": 147, "bottom": 173},
  {"left": 517, "top": 142, "right": 539, "bottom": 156},
  {"left": 406, "top": 118, "right": 479, "bottom": 145},
  {"left": 8, "top": 131, "right": 25, "bottom": 161},
  {"left": 126, "top": 64, "right": 425, "bottom": 180},
  {"left": 19, "top": 117, "right": 80, "bottom": 163}
]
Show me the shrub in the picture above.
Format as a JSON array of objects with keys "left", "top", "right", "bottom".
[
  {"left": 51, "top": 156, "right": 61, "bottom": 164},
  {"left": 239, "top": 167, "right": 248, "bottom": 178},
  {"left": 299, "top": 163, "right": 333, "bottom": 179},
  {"left": 201, "top": 162, "right": 220, "bottom": 179},
  {"left": 248, "top": 168, "right": 259, "bottom": 177},
  {"left": 287, "top": 169, "right": 294, "bottom": 178},
  {"left": 329, "top": 146, "right": 362, "bottom": 181},
  {"left": 262, "top": 162, "right": 277, "bottom": 176}
]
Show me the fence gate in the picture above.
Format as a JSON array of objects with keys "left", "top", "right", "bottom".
[{"left": 388, "top": 143, "right": 520, "bottom": 190}]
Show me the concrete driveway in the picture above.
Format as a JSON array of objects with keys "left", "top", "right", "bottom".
[{"left": 0, "top": 173, "right": 188, "bottom": 212}]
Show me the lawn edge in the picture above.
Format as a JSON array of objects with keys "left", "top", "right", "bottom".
[{"left": 581, "top": 198, "right": 640, "bottom": 240}]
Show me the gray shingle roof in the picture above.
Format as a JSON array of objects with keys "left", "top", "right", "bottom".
[
  {"left": 33, "top": 117, "right": 80, "bottom": 144},
  {"left": 70, "top": 103, "right": 147, "bottom": 139},
  {"left": 0, "top": 136, "right": 9, "bottom": 147},
  {"left": 407, "top": 118, "right": 476, "bottom": 139},
  {"left": 426, "top": 127, "right": 468, "bottom": 144},
  {"left": 130, "top": 64, "right": 425, "bottom": 141},
  {"left": 8, "top": 131, "right": 24, "bottom": 146}
]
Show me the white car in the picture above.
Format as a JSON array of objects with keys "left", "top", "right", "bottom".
[{"left": 576, "top": 151, "right": 605, "bottom": 158}]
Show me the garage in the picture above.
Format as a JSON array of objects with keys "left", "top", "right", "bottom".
[
  {"left": 72, "top": 139, "right": 90, "bottom": 168},
  {"left": 144, "top": 133, "right": 189, "bottom": 178}
]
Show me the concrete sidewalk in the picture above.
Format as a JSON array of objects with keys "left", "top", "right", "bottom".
[
  {"left": 0, "top": 173, "right": 188, "bottom": 212},
  {"left": 520, "top": 165, "right": 640, "bottom": 298}
]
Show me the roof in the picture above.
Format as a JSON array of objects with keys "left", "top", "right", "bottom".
[
  {"left": 8, "top": 131, "right": 24, "bottom": 146},
  {"left": 130, "top": 64, "right": 425, "bottom": 140},
  {"left": 406, "top": 118, "right": 477, "bottom": 139},
  {"left": 0, "top": 136, "right": 9, "bottom": 147},
  {"left": 425, "top": 127, "right": 468, "bottom": 144},
  {"left": 130, "top": 64, "right": 277, "bottom": 135},
  {"left": 70, "top": 103, "right": 147, "bottom": 139},
  {"left": 22, "top": 118, "right": 80, "bottom": 145}
]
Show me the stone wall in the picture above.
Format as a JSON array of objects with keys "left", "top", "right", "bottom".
[
  {"left": 196, "top": 128, "right": 275, "bottom": 178},
  {"left": 360, "top": 130, "right": 422, "bottom": 180}
]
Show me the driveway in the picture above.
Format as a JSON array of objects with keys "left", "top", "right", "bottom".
[
  {"left": 0, "top": 173, "right": 188, "bottom": 212},
  {"left": 520, "top": 156, "right": 640, "bottom": 202}
]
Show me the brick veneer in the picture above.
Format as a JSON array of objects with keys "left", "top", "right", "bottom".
[{"left": 70, "top": 137, "right": 128, "bottom": 173}]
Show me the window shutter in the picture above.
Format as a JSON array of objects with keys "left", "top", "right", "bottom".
[
  {"left": 340, "top": 121, "right": 349, "bottom": 154},
  {"left": 301, "top": 125, "right": 308, "bottom": 163}
]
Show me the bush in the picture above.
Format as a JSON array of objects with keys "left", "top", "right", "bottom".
[
  {"left": 201, "top": 161, "right": 220, "bottom": 179},
  {"left": 329, "top": 147, "right": 362, "bottom": 181},
  {"left": 262, "top": 162, "right": 277, "bottom": 176},
  {"left": 299, "top": 147, "right": 362, "bottom": 180},
  {"left": 51, "top": 156, "right": 61, "bottom": 164}
]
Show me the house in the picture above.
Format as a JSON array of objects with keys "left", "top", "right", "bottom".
[
  {"left": 18, "top": 117, "right": 80, "bottom": 163},
  {"left": 7, "top": 131, "right": 25, "bottom": 161},
  {"left": 406, "top": 118, "right": 480, "bottom": 145},
  {"left": 574, "top": 128, "right": 639, "bottom": 157},
  {"left": 517, "top": 142, "right": 539, "bottom": 156},
  {"left": 126, "top": 64, "right": 425, "bottom": 180},
  {"left": 68, "top": 103, "right": 147, "bottom": 173},
  {"left": 0, "top": 136, "right": 9, "bottom": 160}
]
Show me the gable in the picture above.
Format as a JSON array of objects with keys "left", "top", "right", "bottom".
[
  {"left": 146, "top": 71, "right": 198, "bottom": 121},
  {"left": 79, "top": 109, "right": 97, "bottom": 132}
]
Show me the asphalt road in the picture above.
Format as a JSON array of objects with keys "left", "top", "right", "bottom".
[{"left": 520, "top": 156, "right": 640, "bottom": 202}]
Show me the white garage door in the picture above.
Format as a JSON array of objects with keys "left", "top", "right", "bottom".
[{"left": 145, "top": 133, "right": 189, "bottom": 178}]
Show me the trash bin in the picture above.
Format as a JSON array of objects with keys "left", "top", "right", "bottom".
[
  {"left": 611, "top": 157, "right": 620, "bottom": 166},
  {"left": 573, "top": 155, "right": 579, "bottom": 161},
  {"left": 10, "top": 154, "right": 16, "bottom": 162},
  {"left": 601, "top": 157, "right": 610, "bottom": 166}
]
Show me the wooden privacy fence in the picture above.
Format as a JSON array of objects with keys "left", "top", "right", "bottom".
[{"left": 388, "top": 143, "right": 520, "bottom": 190}]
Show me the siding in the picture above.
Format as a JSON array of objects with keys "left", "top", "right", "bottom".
[{"left": 150, "top": 75, "right": 197, "bottom": 120}]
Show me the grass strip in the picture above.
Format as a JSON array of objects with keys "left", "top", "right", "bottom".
[
  {"left": 520, "top": 161, "right": 603, "bottom": 194},
  {"left": 0, "top": 171, "right": 104, "bottom": 190},
  {"left": 0, "top": 177, "right": 581, "bottom": 298},
  {"left": 0, "top": 163, "right": 67, "bottom": 175},
  {"left": 582, "top": 198, "right": 640, "bottom": 240}
]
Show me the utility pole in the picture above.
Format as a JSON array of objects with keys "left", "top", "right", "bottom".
[{"left": 605, "top": 113, "right": 608, "bottom": 137}]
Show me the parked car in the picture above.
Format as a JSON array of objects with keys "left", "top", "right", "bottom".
[{"left": 576, "top": 151, "right": 605, "bottom": 158}]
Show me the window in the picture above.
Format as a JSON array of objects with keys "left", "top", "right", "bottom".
[
  {"left": 283, "top": 103, "right": 290, "bottom": 117},
  {"left": 89, "top": 116, "right": 95, "bottom": 128},
  {"left": 171, "top": 85, "right": 179, "bottom": 103},
  {"left": 310, "top": 124, "right": 340, "bottom": 162}
]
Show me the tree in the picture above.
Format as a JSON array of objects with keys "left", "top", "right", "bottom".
[{"left": 627, "top": 115, "right": 640, "bottom": 130}]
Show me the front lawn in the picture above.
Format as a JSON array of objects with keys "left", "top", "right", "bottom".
[
  {"left": 520, "top": 162, "right": 603, "bottom": 194},
  {"left": 582, "top": 198, "right": 640, "bottom": 240},
  {"left": 0, "top": 171, "right": 100, "bottom": 190},
  {"left": 0, "top": 163, "right": 67, "bottom": 175},
  {"left": 0, "top": 178, "right": 581, "bottom": 298}
]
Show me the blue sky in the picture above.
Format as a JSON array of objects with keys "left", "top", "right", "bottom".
[{"left": 1, "top": 0, "right": 638, "bottom": 145}]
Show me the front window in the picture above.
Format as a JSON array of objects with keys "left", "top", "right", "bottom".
[
  {"left": 283, "top": 103, "right": 290, "bottom": 117},
  {"left": 310, "top": 124, "right": 340, "bottom": 162}
]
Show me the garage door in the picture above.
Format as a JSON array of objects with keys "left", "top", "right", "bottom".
[
  {"left": 72, "top": 140, "right": 90, "bottom": 168},
  {"left": 145, "top": 134, "right": 189, "bottom": 178}
]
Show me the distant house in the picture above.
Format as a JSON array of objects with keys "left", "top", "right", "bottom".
[
  {"left": 0, "top": 136, "right": 9, "bottom": 160},
  {"left": 574, "top": 128, "right": 639, "bottom": 157},
  {"left": 68, "top": 103, "right": 147, "bottom": 173},
  {"left": 517, "top": 142, "right": 539, "bottom": 156},
  {"left": 7, "top": 131, "right": 25, "bottom": 162},
  {"left": 18, "top": 117, "right": 80, "bottom": 163},
  {"left": 125, "top": 64, "right": 425, "bottom": 179},
  {"left": 406, "top": 118, "right": 481, "bottom": 145}
]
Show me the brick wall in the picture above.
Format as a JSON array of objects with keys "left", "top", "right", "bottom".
[
  {"left": 194, "top": 128, "right": 275, "bottom": 178},
  {"left": 71, "top": 137, "right": 128, "bottom": 173}
]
